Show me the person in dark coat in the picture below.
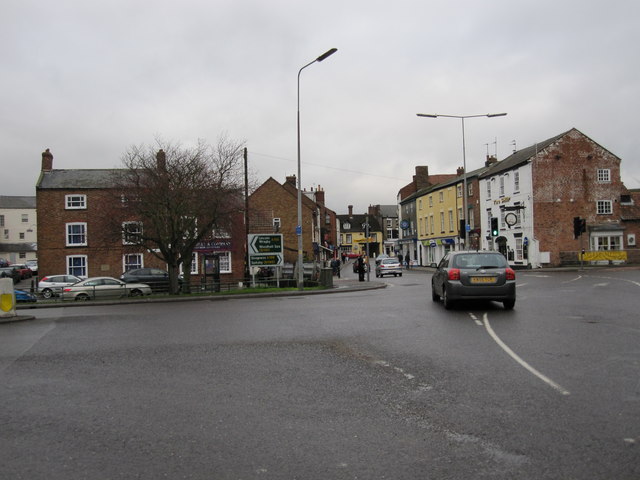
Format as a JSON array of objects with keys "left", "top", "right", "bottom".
[{"left": 357, "top": 255, "right": 366, "bottom": 281}]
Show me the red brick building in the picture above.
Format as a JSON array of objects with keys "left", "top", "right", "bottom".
[
  {"left": 35, "top": 149, "right": 245, "bottom": 282},
  {"left": 248, "top": 176, "right": 337, "bottom": 265}
]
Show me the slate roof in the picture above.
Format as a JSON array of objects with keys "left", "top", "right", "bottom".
[
  {"left": 0, "top": 196, "right": 36, "bottom": 209},
  {"left": 36, "top": 169, "right": 121, "bottom": 189},
  {"left": 479, "top": 130, "right": 570, "bottom": 178}
]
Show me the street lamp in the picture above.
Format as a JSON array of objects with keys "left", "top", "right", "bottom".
[
  {"left": 416, "top": 112, "right": 507, "bottom": 249},
  {"left": 297, "top": 48, "right": 338, "bottom": 290}
]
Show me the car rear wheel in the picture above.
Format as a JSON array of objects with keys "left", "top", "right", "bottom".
[
  {"left": 442, "top": 288, "right": 454, "bottom": 310},
  {"left": 503, "top": 299, "right": 515, "bottom": 310},
  {"left": 41, "top": 288, "right": 53, "bottom": 299},
  {"left": 76, "top": 293, "right": 90, "bottom": 301},
  {"left": 130, "top": 289, "right": 143, "bottom": 297},
  {"left": 431, "top": 284, "right": 440, "bottom": 302}
]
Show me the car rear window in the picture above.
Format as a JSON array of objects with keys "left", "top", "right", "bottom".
[{"left": 453, "top": 254, "right": 507, "bottom": 268}]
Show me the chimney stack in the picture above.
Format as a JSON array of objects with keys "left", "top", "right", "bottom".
[
  {"left": 285, "top": 175, "right": 297, "bottom": 187},
  {"left": 485, "top": 155, "right": 498, "bottom": 167},
  {"left": 348, "top": 205, "right": 353, "bottom": 216},
  {"left": 456, "top": 166, "right": 465, "bottom": 176},
  {"left": 41, "top": 148, "right": 53, "bottom": 171},
  {"left": 156, "top": 149, "right": 167, "bottom": 171},
  {"left": 315, "top": 185, "right": 325, "bottom": 205}
]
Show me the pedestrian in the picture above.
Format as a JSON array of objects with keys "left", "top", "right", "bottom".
[
  {"left": 357, "top": 255, "right": 366, "bottom": 282},
  {"left": 398, "top": 253, "right": 403, "bottom": 266}
]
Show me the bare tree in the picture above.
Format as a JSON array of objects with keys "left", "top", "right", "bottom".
[{"left": 110, "top": 136, "right": 246, "bottom": 294}]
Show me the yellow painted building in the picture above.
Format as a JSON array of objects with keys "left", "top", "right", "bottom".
[{"left": 416, "top": 183, "right": 464, "bottom": 264}]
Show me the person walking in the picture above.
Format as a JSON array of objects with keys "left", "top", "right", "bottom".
[{"left": 357, "top": 255, "right": 366, "bottom": 282}]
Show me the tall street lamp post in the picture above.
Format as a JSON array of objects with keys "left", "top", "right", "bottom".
[
  {"left": 416, "top": 112, "right": 507, "bottom": 249},
  {"left": 297, "top": 48, "right": 338, "bottom": 290}
]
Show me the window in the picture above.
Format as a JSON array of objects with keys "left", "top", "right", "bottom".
[
  {"left": 219, "top": 251, "right": 231, "bottom": 273},
  {"left": 123, "top": 254, "right": 143, "bottom": 272},
  {"left": 343, "top": 222, "right": 351, "bottom": 230},
  {"left": 429, "top": 196, "right": 433, "bottom": 207},
  {"left": 515, "top": 238, "right": 523, "bottom": 261},
  {"left": 591, "top": 234, "right": 622, "bottom": 251},
  {"left": 597, "top": 169, "right": 611, "bottom": 183},
  {"left": 21, "top": 214, "right": 29, "bottom": 223},
  {"left": 418, "top": 199, "right": 422, "bottom": 210},
  {"left": 457, "top": 184, "right": 462, "bottom": 198},
  {"left": 439, "top": 192, "right": 444, "bottom": 203},
  {"left": 486, "top": 180, "right": 492, "bottom": 200},
  {"left": 65, "top": 194, "right": 87, "bottom": 209},
  {"left": 122, "top": 221, "right": 142, "bottom": 245},
  {"left": 467, "top": 183, "right": 473, "bottom": 197},
  {"left": 19, "top": 252, "right": 26, "bottom": 259},
  {"left": 0, "top": 215, "right": 4, "bottom": 226},
  {"left": 19, "top": 232, "right": 25, "bottom": 240},
  {"left": 66, "top": 223, "right": 87, "bottom": 246},
  {"left": 448, "top": 210, "right": 454, "bottom": 232},
  {"left": 346, "top": 234, "right": 352, "bottom": 244},
  {"left": 499, "top": 176, "right": 505, "bottom": 196},
  {"left": 440, "top": 212, "right": 445, "bottom": 233},
  {"left": 596, "top": 200, "right": 612, "bottom": 215},
  {"left": 67, "top": 255, "right": 87, "bottom": 277},
  {"left": 514, "top": 171, "right": 520, "bottom": 192},
  {"left": 430, "top": 215, "right": 434, "bottom": 235},
  {"left": 3, "top": 229, "right": 8, "bottom": 239},
  {"left": 273, "top": 218, "right": 281, "bottom": 231}
]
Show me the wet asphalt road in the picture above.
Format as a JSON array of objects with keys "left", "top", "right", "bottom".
[{"left": 1, "top": 265, "right": 639, "bottom": 479}]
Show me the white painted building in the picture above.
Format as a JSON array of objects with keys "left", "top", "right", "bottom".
[{"left": 0, "top": 196, "right": 37, "bottom": 264}]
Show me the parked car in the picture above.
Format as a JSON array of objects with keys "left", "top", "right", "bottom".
[
  {"left": 15, "top": 289, "right": 37, "bottom": 303},
  {"left": 0, "top": 258, "right": 8, "bottom": 267},
  {"left": 62, "top": 277, "right": 152, "bottom": 301},
  {"left": 431, "top": 251, "right": 516, "bottom": 310},
  {"left": 375, "top": 258, "right": 403, "bottom": 277},
  {"left": 9, "top": 264, "right": 32, "bottom": 279},
  {"left": 26, "top": 260, "right": 38, "bottom": 274},
  {"left": 38, "top": 275, "right": 84, "bottom": 299},
  {"left": 0, "top": 267, "right": 20, "bottom": 284},
  {"left": 120, "top": 268, "right": 177, "bottom": 292}
]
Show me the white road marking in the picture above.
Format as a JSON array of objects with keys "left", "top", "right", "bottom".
[
  {"left": 468, "top": 313, "right": 483, "bottom": 326},
  {"left": 482, "top": 313, "right": 570, "bottom": 396}
]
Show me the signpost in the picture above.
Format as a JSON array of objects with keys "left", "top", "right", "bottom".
[{"left": 248, "top": 234, "right": 283, "bottom": 266}]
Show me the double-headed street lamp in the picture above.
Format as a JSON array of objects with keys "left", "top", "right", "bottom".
[
  {"left": 416, "top": 112, "right": 507, "bottom": 249},
  {"left": 297, "top": 48, "right": 338, "bottom": 290}
]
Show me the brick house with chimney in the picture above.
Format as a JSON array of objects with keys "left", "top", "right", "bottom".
[
  {"left": 35, "top": 149, "right": 245, "bottom": 282},
  {"left": 479, "top": 128, "right": 638, "bottom": 267},
  {"left": 336, "top": 205, "right": 383, "bottom": 258},
  {"left": 248, "top": 176, "right": 338, "bottom": 266}
]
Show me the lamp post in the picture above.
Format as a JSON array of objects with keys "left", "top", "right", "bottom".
[
  {"left": 297, "top": 48, "right": 338, "bottom": 290},
  {"left": 416, "top": 112, "right": 507, "bottom": 249}
]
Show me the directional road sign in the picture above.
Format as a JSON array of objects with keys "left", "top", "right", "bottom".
[{"left": 248, "top": 234, "right": 284, "bottom": 266}]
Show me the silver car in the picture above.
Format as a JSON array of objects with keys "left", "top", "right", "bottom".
[
  {"left": 431, "top": 251, "right": 516, "bottom": 310},
  {"left": 61, "top": 276, "right": 152, "bottom": 301},
  {"left": 375, "top": 258, "right": 403, "bottom": 277},
  {"left": 38, "top": 274, "right": 84, "bottom": 298}
]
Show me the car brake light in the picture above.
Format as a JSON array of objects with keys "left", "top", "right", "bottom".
[
  {"left": 41, "top": 277, "right": 49, "bottom": 282},
  {"left": 63, "top": 287, "right": 71, "bottom": 292},
  {"left": 506, "top": 268, "right": 516, "bottom": 280},
  {"left": 448, "top": 268, "right": 460, "bottom": 281}
]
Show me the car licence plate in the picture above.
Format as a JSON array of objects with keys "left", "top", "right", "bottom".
[{"left": 470, "top": 276, "right": 497, "bottom": 284}]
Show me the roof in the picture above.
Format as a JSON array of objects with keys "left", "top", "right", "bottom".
[
  {"left": 479, "top": 130, "right": 571, "bottom": 178},
  {"left": 0, "top": 196, "right": 36, "bottom": 209},
  {"left": 336, "top": 214, "right": 382, "bottom": 232},
  {"left": 36, "top": 169, "right": 121, "bottom": 189},
  {"left": 377, "top": 205, "right": 397, "bottom": 217}
]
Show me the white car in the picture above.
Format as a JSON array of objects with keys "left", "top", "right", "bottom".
[
  {"left": 62, "top": 276, "right": 152, "bottom": 301},
  {"left": 38, "top": 274, "right": 84, "bottom": 299}
]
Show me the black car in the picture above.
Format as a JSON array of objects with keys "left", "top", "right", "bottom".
[
  {"left": 120, "top": 268, "right": 177, "bottom": 292},
  {"left": 431, "top": 251, "right": 516, "bottom": 310},
  {"left": 0, "top": 267, "right": 20, "bottom": 284}
]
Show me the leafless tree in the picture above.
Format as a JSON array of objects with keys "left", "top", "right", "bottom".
[{"left": 110, "top": 135, "right": 246, "bottom": 294}]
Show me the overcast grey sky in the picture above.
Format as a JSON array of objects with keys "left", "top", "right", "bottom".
[{"left": 2, "top": 0, "right": 639, "bottom": 213}]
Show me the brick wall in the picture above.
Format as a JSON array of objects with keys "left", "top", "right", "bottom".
[{"left": 532, "top": 129, "right": 624, "bottom": 266}]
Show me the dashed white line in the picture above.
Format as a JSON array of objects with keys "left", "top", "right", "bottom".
[{"left": 482, "top": 313, "right": 570, "bottom": 396}]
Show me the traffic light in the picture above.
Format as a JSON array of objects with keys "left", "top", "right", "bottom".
[
  {"left": 490, "top": 217, "right": 499, "bottom": 236},
  {"left": 573, "top": 217, "right": 586, "bottom": 239}
]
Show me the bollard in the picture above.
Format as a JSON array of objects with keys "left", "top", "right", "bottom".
[{"left": 0, "top": 278, "right": 17, "bottom": 318}]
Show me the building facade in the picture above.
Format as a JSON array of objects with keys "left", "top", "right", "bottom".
[{"left": 0, "top": 196, "right": 37, "bottom": 264}]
